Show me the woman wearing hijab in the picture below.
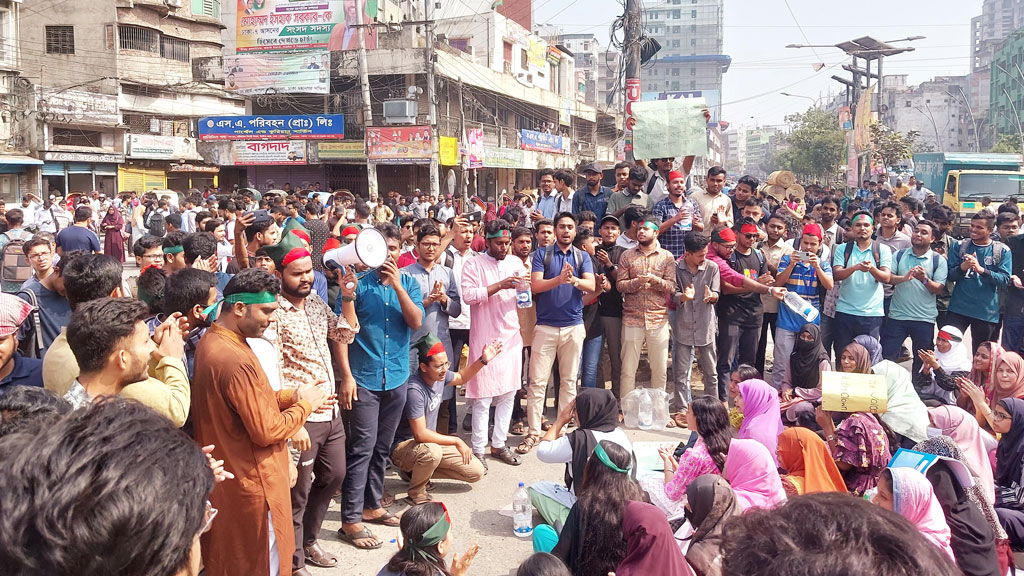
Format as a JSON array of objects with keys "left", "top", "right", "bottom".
[
  {"left": 616, "top": 501, "right": 693, "bottom": 576},
  {"left": 917, "top": 327, "right": 972, "bottom": 406},
  {"left": 736, "top": 379, "right": 783, "bottom": 466},
  {"left": 815, "top": 410, "right": 892, "bottom": 496},
  {"left": 874, "top": 467, "right": 955, "bottom": 560},
  {"left": 777, "top": 426, "right": 847, "bottom": 496},
  {"left": 928, "top": 405, "right": 996, "bottom": 502},
  {"left": 915, "top": 436, "right": 1007, "bottom": 576},
  {"left": 854, "top": 334, "right": 883, "bottom": 365},
  {"left": 957, "top": 342, "right": 1004, "bottom": 425},
  {"left": 781, "top": 324, "right": 831, "bottom": 426},
  {"left": 100, "top": 203, "right": 126, "bottom": 263},
  {"left": 959, "top": 350, "right": 1024, "bottom": 434},
  {"left": 533, "top": 389, "right": 631, "bottom": 528},
  {"left": 992, "top": 397, "right": 1024, "bottom": 549},
  {"left": 684, "top": 475, "right": 741, "bottom": 576},
  {"left": 839, "top": 341, "right": 930, "bottom": 446},
  {"left": 723, "top": 438, "right": 786, "bottom": 511}
]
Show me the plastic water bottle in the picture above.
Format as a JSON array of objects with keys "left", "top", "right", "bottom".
[
  {"left": 513, "top": 482, "right": 533, "bottom": 537},
  {"left": 515, "top": 274, "right": 532, "bottom": 309},
  {"left": 783, "top": 292, "right": 819, "bottom": 323},
  {"left": 638, "top": 390, "right": 654, "bottom": 430},
  {"left": 679, "top": 206, "right": 692, "bottom": 232}
]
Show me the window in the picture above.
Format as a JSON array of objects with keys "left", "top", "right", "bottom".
[
  {"left": 449, "top": 38, "right": 471, "bottom": 53},
  {"left": 672, "top": 39, "right": 680, "bottom": 47},
  {"left": 191, "top": 0, "right": 220, "bottom": 18},
  {"left": 690, "top": 67, "right": 696, "bottom": 76},
  {"left": 690, "top": 80, "right": 696, "bottom": 89},
  {"left": 520, "top": 48, "right": 528, "bottom": 69},
  {"left": 0, "top": 10, "right": 9, "bottom": 62},
  {"left": 691, "top": 9, "right": 697, "bottom": 17},
  {"left": 690, "top": 38, "right": 696, "bottom": 46},
  {"left": 160, "top": 36, "right": 190, "bottom": 62},
  {"left": 119, "top": 25, "right": 158, "bottom": 53},
  {"left": 672, "top": 67, "right": 680, "bottom": 76},
  {"left": 45, "top": 26, "right": 75, "bottom": 55},
  {"left": 906, "top": 100, "right": 912, "bottom": 107},
  {"left": 53, "top": 129, "right": 103, "bottom": 147}
]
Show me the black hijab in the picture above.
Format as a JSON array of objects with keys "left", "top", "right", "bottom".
[
  {"left": 996, "top": 398, "right": 1024, "bottom": 488},
  {"left": 565, "top": 388, "right": 620, "bottom": 491},
  {"left": 789, "top": 323, "right": 830, "bottom": 389},
  {"left": 926, "top": 460, "right": 1000, "bottom": 576},
  {"left": 685, "top": 474, "right": 740, "bottom": 576}
]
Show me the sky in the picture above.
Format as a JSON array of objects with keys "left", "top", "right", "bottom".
[{"left": 534, "top": 0, "right": 979, "bottom": 129}]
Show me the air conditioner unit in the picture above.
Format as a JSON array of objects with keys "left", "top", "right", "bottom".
[
  {"left": 383, "top": 99, "right": 418, "bottom": 124},
  {"left": 166, "top": 0, "right": 182, "bottom": 8}
]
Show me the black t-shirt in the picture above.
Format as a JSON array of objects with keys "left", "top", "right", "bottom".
[
  {"left": 596, "top": 243, "right": 624, "bottom": 318},
  {"left": 719, "top": 249, "right": 766, "bottom": 325}
]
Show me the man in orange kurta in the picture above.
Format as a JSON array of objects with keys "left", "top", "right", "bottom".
[{"left": 192, "top": 269, "right": 330, "bottom": 576}]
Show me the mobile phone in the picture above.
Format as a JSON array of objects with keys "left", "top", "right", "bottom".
[
  {"left": 673, "top": 434, "right": 698, "bottom": 459},
  {"left": 793, "top": 250, "right": 812, "bottom": 262},
  {"left": 462, "top": 211, "right": 482, "bottom": 223}
]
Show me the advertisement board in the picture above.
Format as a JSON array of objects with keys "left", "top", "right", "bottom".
[
  {"left": 199, "top": 114, "right": 344, "bottom": 141},
  {"left": 439, "top": 136, "right": 458, "bottom": 166},
  {"left": 233, "top": 140, "right": 306, "bottom": 165},
  {"left": 520, "top": 130, "right": 568, "bottom": 155},
  {"left": 467, "top": 129, "right": 484, "bottom": 169},
  {"left": 366, "top": 126, "right": 432, "bottom": 164},
  {"left": 223, "top": 51, "right": 330, "bottom": 95},
  {"left": 37, "top": 87, "right": 119, "bottom": 126},
  {"left": 482, "top": 147, "right": 523, "bottom": 169},
  {"left": 236, "top": 0, "right": 377, "bottom": 53},
  {"left": 317, "top": 141, "right": 365, "bottom": 161},
  {"left": 129, "top": 135, "right": 198, "bottom": 160}
]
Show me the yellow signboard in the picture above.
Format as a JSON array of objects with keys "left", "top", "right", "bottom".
[
  {"left": 440, "top": 136, "right": 459, "bottom": 166},
  {"left": 821, "top": 371, "right": 888, "bottom": 414}
]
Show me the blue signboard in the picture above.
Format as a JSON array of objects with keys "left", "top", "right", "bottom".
[
  {"left": 520, "top": 129, "right": 568, "bottom": 155},
  {"left": 198, "top": 114, "right": 344, "bottom": 141}
]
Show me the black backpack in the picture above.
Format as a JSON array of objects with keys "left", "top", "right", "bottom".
[
  {"left": 146, "top": 210, "right": 166, "bottom": 238},
  {"left": 542, "top": 244, "right": 584, "bottom": 275},
  {"left": 0, "top": 240, "right": 32, "bottom": 291}
]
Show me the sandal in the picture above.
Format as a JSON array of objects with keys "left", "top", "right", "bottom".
[
  {"left": 666, "top": 418, "right": 677, "bottom": 428},
  {"left": 362, "top": 510, "right": 401, "bottom": 527},
  {"left": 516, "top": 434, "right": 540, "bottom": 455},
  {"left": 304, "top": 542, "right": 338, "bottom": 568},
  {"left": 510, "top": 419, "right": 527, "bottom": 436},
  {"left": 491, "top": 446, "right": 523, "bottom": 466},
  {"left": 672, "top": 411, "right": 688, "bottom": 428},
  {"left": 379, "top": 492, "right": 395, "bottom": 508},
  {"left": 337, "top": 527, "right": 383, "bottom": 550},
  {"left": 404, "top": 493, "right": 434, "bottom": 506}
]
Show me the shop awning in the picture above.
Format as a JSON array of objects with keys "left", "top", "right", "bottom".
[{"left": 0, "top": 155, "right": 43, "bottom": 166}]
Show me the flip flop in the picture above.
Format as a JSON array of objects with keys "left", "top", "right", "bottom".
[
  {"left": 337, "top": 527, "right": 383, "bottom": 550},
  {"left": 379, "top": 492, "right": 395, "bottom": 508},
  {"left": 363, "top": 511, "right": 401, "bottom": 527},
  {"left": 491, "top": 446, "right": 523, "bottom": 466}
]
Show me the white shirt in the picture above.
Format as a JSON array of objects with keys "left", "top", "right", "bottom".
[
  {"left": 536, "top": 428, "right": 632, "bottom": 493},
  {"left": 437, "top": 205, "right": 456, "bottom": 221},
  {"left": 447, "top": 247, "right": 475, "bottom": 330},
  {"left": 554, "top": 190, "right": 574, "bottom": 214},
  {"left": 908, "top": 186, "right": 928, "bottom": 202},
  {"left": 616, "top": 234, "right": 638, "bottom": 250}
]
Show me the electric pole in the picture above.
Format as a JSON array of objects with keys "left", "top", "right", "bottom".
[
  {"left": 425, "top": 0, "right": 441, "bottom": 199},
  {"left": 623, "top": 0, "right": 641, "bottom": 163},
  {"left": 355, "top": 0, "right": 377, "bottom": 199}
]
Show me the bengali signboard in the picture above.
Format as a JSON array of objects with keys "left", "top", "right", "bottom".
[
  {"left": 467, "top": 129, "right": 484, "bottom": 169},
  {"left": 366, "top": 126, "right": 432, "bottom": 164},
  {"left": 233, "top": 140, "right": 306, "bottom": 165},
  {"left": 317, "top": 141, "right": 365, "bottom": 161},
  {"left": 656, "top": 89, "right": 721, "bottom": 127},
  {"left": 236, "top": 0, "right": 377, "bottom": 53},
  {"left": 37, "top": 88, "right": 119, "bottom": 126},
  {"left": 631, "top": 98, "right": 709, "bottom": 159},
  {"left": 482, "top": 147, "right": 523, "bottom": 169},
  {"left": 223, "top": 51, "right": 330, "bottom": 95},
  {"left": 439, "top": 136, "right": 458, "bottom": 166},
  {"left": 128, "top": 135, "right": 198, "bottom": 160},
  {"left": 520, "top": 130, "right": 569, "bottom": 155},
  {"left": 198, "top": 114, "right": 344, "bottom": 141}
]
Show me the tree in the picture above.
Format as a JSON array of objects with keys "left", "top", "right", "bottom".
[
  {"left": 773, "top": 108, "right": 846, "bottom": 185},
  {"left": 868, "top": 124, "right": 920, "bottom": 171},
  {"left": 990, "top": 133, "right": 1023, "bottom": 154}
]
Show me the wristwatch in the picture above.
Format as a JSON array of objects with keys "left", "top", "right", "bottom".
[
  {"left": 479, "top": 355, "right": 488, "bottom": 366},
  {"left": 571, "top": 277, "right": 580, "bottom": 288},
  {"left": 825, "top": 434, "right": 837, "bottom": 442}
]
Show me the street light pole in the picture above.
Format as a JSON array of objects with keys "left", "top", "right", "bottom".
[
  {"left": 948, "top": 87, "right": 980, "bottom": 152},
  {"left": 915, "top": 104, "right": 943, "bottom": 153}
]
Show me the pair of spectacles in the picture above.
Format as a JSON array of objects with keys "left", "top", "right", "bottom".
[
  {"left": 201, "top": 500, "right": 218, "bottom": 534},
  {"left": 993, "top": 410, "right": 1010, "bottom": 422},
  {"left": 432, "top": 360, "right": 452, "bottom": 370},
  {"left": 744, "top": 234, "right": 758, "bottom": 240}
]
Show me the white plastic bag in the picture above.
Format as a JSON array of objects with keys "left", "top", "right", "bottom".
[{"left": 621, "top": 387, "right": 671, "bottom": 431}]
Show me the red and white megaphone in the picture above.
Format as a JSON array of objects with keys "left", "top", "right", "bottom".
[{"left": 323, "top": 227, "right": 389, "bottom": 269}]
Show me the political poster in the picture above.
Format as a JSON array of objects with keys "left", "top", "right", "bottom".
[
  {"left": 631, "top": 97, "right": 708, "bottom": 159},
  {"left": 235, "top": 0, "right": 377, "bottom": 53},
  {"left": 223, "top": 51, "right": 330, "bottom": 95}
]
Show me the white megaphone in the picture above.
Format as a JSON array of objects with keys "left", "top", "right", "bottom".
[{"left": 324, "top": 227, "right": 389, "bottom": 269}]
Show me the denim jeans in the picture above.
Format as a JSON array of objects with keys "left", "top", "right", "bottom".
[
  {"left": 1001, "top": 312, "right": 1024, "bottom": 356},
  {"left": 578, "top": 335, "right": 604, "bottom": 388},
  {"left": 833, "top": 311, "right": 883, "bottom": 357},
  {"left": 881, "top": 318, "right": 935, "bottom": 374}
]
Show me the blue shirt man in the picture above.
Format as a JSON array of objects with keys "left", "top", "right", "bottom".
[
  {"left": 947, "top": 213, "right": 1011, "bottom": 349},
  {"left": 572, "top": 163, "right": 612, "bottom": 219}
]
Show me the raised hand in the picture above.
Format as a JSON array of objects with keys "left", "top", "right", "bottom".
[
  {"left": 703, "top": 285, "right": 714, "bottom": 303},
  {"left": 682, "top": 283, "right": 696, "bottom": 302}
]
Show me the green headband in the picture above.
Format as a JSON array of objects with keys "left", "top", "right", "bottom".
[
  {"left": 641, "top": 221, "right": 660, "bottom": 232},
  {"left": 408, "top": 509, "right": 451, "bottom": 562},
  {"left": 852, "top": 214, "right": 873, "bottom": 225},
  {"left": 593, "top": 442, "right": 630, "bottom": 474},
  {"left": 485, "top": 229, "right": 511, "bottom": 239},
  {"left": 223, "top": 291, "right": 278, "bottom": 305},
  {"left": 162, "top": 245, "right": 184, "bottom": 255}
]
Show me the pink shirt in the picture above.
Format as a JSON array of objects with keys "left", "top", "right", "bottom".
[
  {"left": 707, "top": 250, "right": 745, "bottom": 288},
  {"left": 461, "top": 253, "right": 526, "bottom": 398},
  {"left": 664, "top": 438, "right": 720, "bottom": 501}
]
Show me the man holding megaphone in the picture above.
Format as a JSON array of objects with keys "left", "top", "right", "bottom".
[{"left": 336, "top": 223, "right": 425, "bottom": 550}]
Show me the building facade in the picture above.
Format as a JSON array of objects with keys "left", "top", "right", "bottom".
[{"left": 885, "top": 75, "right": 971, "bottom": 154}]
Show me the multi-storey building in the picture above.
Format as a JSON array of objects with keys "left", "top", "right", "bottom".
[{"left": 884, "top": 75, "right": 972, "bottom": 153}]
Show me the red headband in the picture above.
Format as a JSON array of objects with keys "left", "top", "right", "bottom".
[
  {"left": 282, "top": 247, "right": 311, "bottom": 267},
  {"left": 341, "top": 226, "right": 360, "bottom": 237},
  {"left": 740, "top": 223, "right": 759, "bottom": 235},
  {"left": 140, "top": 264, "right": 160, "bottom": 275},
  {"left": 802, "top": 224, "right": 822, "bottom": 240},
  {"left": 937, "top": 329, "right": 962, "bottom": 343},
  {"left": 715, "top": 228, "right": 736, "bottom": 243},
  {"left": 322, "top": 238, "right": 341, "bottom": 254},
  {"left": 427, "top": 341, "right": 445, "bottom": 357},
  {"left": 291, "top": 229, "right": 310, "bottom": 243},
  {"left": 668, "top": 170, "right": 685, "bottom": 182}
]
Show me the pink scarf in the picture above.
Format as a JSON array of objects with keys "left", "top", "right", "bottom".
[
  {"left": 889, "top": 467, "right": 954, "bottom": 560},
  {"left": 724, "top": 438, "right": 787, "bottom": 511},
  {"left": 737, "top": 379, "right": 784, "bottom": 466},
  {"left": 928, "top": 405, "right": 996, "bottom": 502}
]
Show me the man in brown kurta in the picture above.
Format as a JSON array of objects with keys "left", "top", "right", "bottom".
[{"left": 192, "top": 268, "right": 329, "bottom": 576}]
